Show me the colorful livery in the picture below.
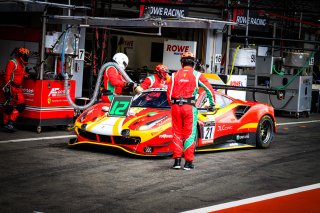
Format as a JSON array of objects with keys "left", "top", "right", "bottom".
[{"left": 70, "top": 88, "right": 276, "bottom": 156}]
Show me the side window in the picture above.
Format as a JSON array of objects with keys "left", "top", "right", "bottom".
[
  {"left": 215, "top": 94, "right": 226, "bottom": 108},
  {"left": 198, "top": 94, "right": 233, "bottom": 109},
  {"left": 220, "top": 95, "right": 233, "bottom": 107}
]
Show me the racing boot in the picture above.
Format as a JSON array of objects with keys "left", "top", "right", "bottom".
[
  {"left": 183, "top": 161, "right": 194, "bottom": 170},
  {"left": 172, "top": 158, "right": 181, "bottom": 169},
  {"left": 4, "top": 121, "right": 17, "bottom": 133}
]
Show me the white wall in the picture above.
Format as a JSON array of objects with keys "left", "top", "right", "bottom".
[{"left": 115, "top": 35, "right": 165, "bottom": 70}]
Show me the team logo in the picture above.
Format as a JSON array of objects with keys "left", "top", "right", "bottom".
[
  {"left": 48, "top": 98, "right": 51, "bottom": 104},
  {"left": 48, "top": 88, "right": 66, "bottom": 97}
]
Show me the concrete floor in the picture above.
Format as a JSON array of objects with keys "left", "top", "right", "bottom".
[{"left": 0, "top": 113, "right": 319, "bottom": 212}]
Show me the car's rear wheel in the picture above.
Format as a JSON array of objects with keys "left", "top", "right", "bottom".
[{"left": 256, "top": 115, "right": 274, "bottom": 148}]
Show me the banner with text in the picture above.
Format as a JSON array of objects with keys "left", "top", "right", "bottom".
[
  {"left": 139, "top": 0, "right": 189, "bottom": 18},
  {"left": 163, "top": 39, "right": 197, "bottom": 71},
  {"left": 233, "top": 9, "right": 269, "bottom": 32}
]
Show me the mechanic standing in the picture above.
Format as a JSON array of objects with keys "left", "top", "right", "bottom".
[
  {"left": 167, "top": 52, "right": 216, "bottom": 170},
  {"left": 101, "top": 53, "right": 135, "bottom": 103},
  {"left": 135, "top": 64, "right": 170, "bottom": 93},
  {"left": 2, "top": 47, "right": 30, "bottom": 132}
]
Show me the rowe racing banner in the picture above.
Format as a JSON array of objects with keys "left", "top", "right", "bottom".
[
  {"left": 139, "top": 0, "right": 189, "bottom": 18},
  {"left": 233, "top": 9, "right": 269, "bottom": 32},
  {"left": 163, "top": 39, "right": 197, "bottom": 71}
]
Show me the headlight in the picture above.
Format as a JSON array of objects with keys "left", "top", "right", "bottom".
[
  {"left": 138, "top": 124, "right": 154, "bottom": 131},
  {"left": 78, "top": 108, "right": 94, "bottom": 122}
]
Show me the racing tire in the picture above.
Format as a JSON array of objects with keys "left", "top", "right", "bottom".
[{"left": 256, "top": 115, "right": 274, "bottom": 149}]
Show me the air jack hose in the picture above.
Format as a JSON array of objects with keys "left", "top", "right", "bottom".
[
  {"left": 59, "top": 26, "right": 134, "bottom": 111},
  {"left": 64, "top": 62, "right": 134, "bottom": 111}
]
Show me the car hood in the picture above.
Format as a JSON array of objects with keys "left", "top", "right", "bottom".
[{"left": 76, "top": 104, "right": 171, "bottom": 136}]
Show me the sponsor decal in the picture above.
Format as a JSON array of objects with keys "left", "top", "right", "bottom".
[
  {"left": 201, "top": 139, "right": 214, "bottom": 145},
  {"left": 236, "top": 134, "right": 250, "bottom": 140},
  {"left": 159, "top": 134, "right": 173, "bottom": 139},
  {"left": 217, "top": 125, "right": 232, "bottom": 132},
  {"left": 179, "top": 79, "right": 189, "bottom": 83},
  {"left": 48, "top": 88, "right": 66, "bottom": 97},
  {"left": 23, "top": 88, "right": 34, "bottom": 96},
  {"left": 166, "top": 44, "right": 190, "bottom": 55},
  {"left": 229, "top": 80, "right": 243, "bottom": 86}
]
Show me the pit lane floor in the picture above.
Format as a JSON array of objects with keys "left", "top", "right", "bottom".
[{"left": 0, "top": 113, "right": 319, "bottom": 213}]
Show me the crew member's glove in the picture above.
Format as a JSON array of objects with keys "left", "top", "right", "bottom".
[
  {"left": 208, "top": 104, "right": 215, "bottom": 112},
  {"left": 125, "top": 82, "right": 135, "bottom": 89},
  {"left": 3, "top": 83, "right": 12, "bottom": 102},
  {"left": 101, "top": 89, "right": 112, "bottom": 96}
]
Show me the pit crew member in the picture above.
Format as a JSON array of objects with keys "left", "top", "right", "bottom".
[
  {"left": 135, "top": 64, "right": 169, "bottom": 93},
  {"left": 167, "top": 52, "right": 216, "bottom": 170},
  {"left": 2, "top": 47, "right": 30, "bottom": 132},
  {"left": 101, "top": 53, "right": 135, "bottom": 103}
]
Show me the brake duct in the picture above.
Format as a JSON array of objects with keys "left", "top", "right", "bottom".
[{"left": 64, "top": 62, "right": 134, "bottom": 111}]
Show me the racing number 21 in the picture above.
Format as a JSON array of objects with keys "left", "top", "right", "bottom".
[
  {"left": 109, "top": 101, "right": 129, "bottom": 116},
  {"left": 203, "top": 126, "right": 214, "bottom": 140}
]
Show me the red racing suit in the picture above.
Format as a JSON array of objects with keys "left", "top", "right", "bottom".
[
  {"left": 3, "top": 58, "right": 28, "bottom": 124},
  {"left": 166, "top": 66, "right": 215, "bottom": 162},
  {"left": 140, "top": 74, "right": 167, "bottom": 90},
  {"left": 101, "top": 65, "right": 127, "bottom": 103}
]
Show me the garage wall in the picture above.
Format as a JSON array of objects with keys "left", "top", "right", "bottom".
[
  {"left": 0, "top": 39, "right": 39, "bottom": 72},
  {"left": 114, "top": 35, "right": 165, "bottom": 71}
]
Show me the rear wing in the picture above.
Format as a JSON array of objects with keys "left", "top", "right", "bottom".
[{"left": 211, "top": 84, "right": 285, "bottom": 101}]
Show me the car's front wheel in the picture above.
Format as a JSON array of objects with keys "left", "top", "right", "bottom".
[{"left": 256, "top": 115, "right": 274, "bottom": 148}]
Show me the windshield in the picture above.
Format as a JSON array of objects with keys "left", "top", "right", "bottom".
[{"left": 131, "top": 91, "right": 170, "bottom": 108}]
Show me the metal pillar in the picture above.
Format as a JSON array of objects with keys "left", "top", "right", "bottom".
[{"left": 40, "top": 9, "right": 47, "bottom": 80}]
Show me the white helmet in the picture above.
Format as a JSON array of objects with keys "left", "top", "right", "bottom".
[{"left": 113, "top": 53, "right": 129, "bottom": 70}]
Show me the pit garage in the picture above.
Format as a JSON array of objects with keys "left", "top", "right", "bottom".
[{"left": 0, "top": 0, "right": 320, "bottom": 212}]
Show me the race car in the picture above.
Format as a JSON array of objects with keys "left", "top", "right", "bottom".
[{"left": 69, "top": 87, "right": 276, "bottom": 156}]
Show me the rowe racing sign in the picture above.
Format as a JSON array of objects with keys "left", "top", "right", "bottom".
[
  {"left": 139, "top": 0, "right": 189, "bottom": 18},
  {"left": 162, "top": 39, "right": 197, "bottom": 71},
  {"left": 233, "top": 9, "right": 269, "bottom": 32},
  {"left": 143, "top": 5, "right": 187, "bottom": 18}
]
